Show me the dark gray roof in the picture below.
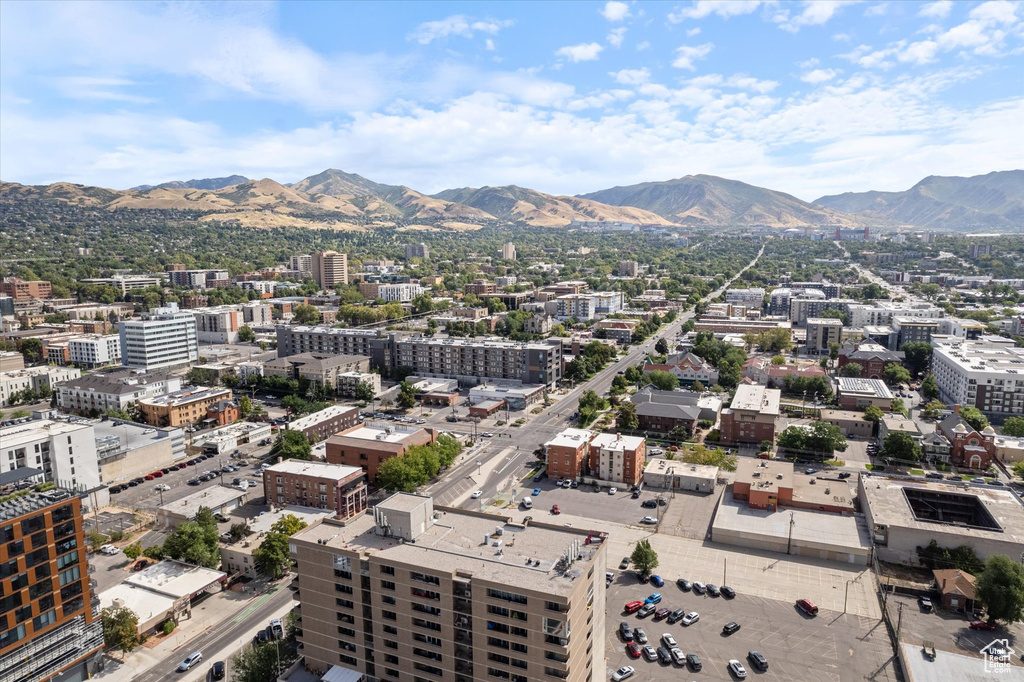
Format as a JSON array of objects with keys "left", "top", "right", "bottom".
[
  {"left": 0, "top": 467, "right": 44, "bottom": 487},
  {"left": 631, "top": 385, "right": 701, "bottom": 408},
  {"left": 635, "top": 401, "right": 701, "bottom": 421}
]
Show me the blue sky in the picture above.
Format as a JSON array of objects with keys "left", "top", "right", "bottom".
[{"left": 1, "top": 0, "right": 1021, "bottom": 200}]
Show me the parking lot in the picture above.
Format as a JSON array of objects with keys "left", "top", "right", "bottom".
[
  {"left": 108, "top": 452, "right": 265, "bottom": 511},
  {"left": 83, "top": 510, "right": 137, "bottom": 536},
  {"left": 524, "top": 480, "right": 668, "bottom": 526},
  {"left": 656, "top": 487, "right": 722, "bottom": 541},
  {"left": 605, "top": 577, "right": 899, "bottom": 681},
  {"left": 886, "top": 594, "right": 1024, "bottom": 668}
]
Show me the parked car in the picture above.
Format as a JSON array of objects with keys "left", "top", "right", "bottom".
[
  {"left": 609, "top": 487, "right": 618, "bottom": 495},
  {"left": 612, "top": 666, "right": 635, "bottom": 681},
  {"left": 619, "top": 557, "right": 630, "bottom": 570},
  {"left": 686, "top": 653, "right": 702, "bottom": 671},
  {"left": 211, "top": 661, "right": 225, "bottom": 680},
  {"left": 721, "top": 585, "right": 736, "bottom": 599},
  {"left": 654, "top": 608, "right": 670, "bottom": 620},
  {"left": 133, "top": 559, "right": 149, "bottom": 571},
  {"left": 918, "top": 596, "right": 933, "bottom": 612},
  {"left": 471, "top": 490, "right": 483, "bottom": 499},
  {"left": 177, "top": 652, "right": 202, "bottom": 672},
  {"left": 671, "top": 647, "right": 686, "bottom": 666},
  {"left": 640, "top": 516, "right": 658, "bottom": 525},
  {"left": 641, "top": 499, "right": 657, "bottom": 508},
  {"left": 656, "top": 646, "right": 672, "bottom": 664},
  {"left": 154, "top": 483, "right": 171, "bottom": 492},
  {"left": 619, "top": 621, "right": 634, "bottom": 641},
  {"left": 270, "top": 619, "right": 283, "bottom": 638},
  {"left": 692, "top": 581, "right": 706, "bottom": 594},
  {"left": 632, "top": 627, "right": 647, "bottom": 644},
  {"left": 642, "top": 645, "right": 658, "bottom": 661},
  {"left": 650, "top": 575, "right": 664, "bottom": 587},
  {"left": 99, "top": 544, "right": 119, "bottom": 555},
  {"left": 637, "top": 604, "right": 656, "bottom": 618},
  {"left": 532, "top": 488, "right": 541, "bottom": 496},
  {"left": 723, "top": 621, "right": 741, "bottom": 635},
  {"left": 747, "top": 651, "right": 769, "bottom": 671},
  {"left": 707, "top": 583, "right": 721, "bottom": 597},
  {"left": 676, "top": 578, "right": 691, "bottom": 591},
  {"left": 253, "top": 629, "right": 270, "bottom": 645},
  {"left": 667, "top": 608, "right": 685, "bottom": 624},
  {"left": 626, "top": 642, "right": 641, "bottom": 659},
  {"left": 661, "top": 633, "right": 677, "bottom": 648},
  {"left": 551, "top": 504, "right": 561, "bottom": 515},
  {"left": 925, "top": 472, "right": 944, "bottom": 479},
  {"left": 969, "top": 620, "right": 996, "bottom": 631},
  {"left": 624, "top": 601, "right": 643, "bottom": 615},
  {"left": 796, "top": 599, "right": 818, "bottom": 616},
  {"left": 728, "top": 659, "right": 748, "bottom": 678},
  {"left": 838, "top": 472, "right": 852, "bottom": 479},
  {"left": 681, "top": 612, "right": 700, "bottom": 626}
]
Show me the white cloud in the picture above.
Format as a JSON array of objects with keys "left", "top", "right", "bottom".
[
  {"left": 485, "top": 39, "right": 496, "bottom": 51},
  {"left": 672, "top": 43, "right": 714, "bottom": 70},
  {"left": 607, "top": 27, "right": 628, "bottom": 47},
  {"left": 556, "top": 42, "right": 605, "bottom": 63},
  {"left": 797, "top": 57, "right": 820, "bottom": 68},
  {"left": 636, "top": 41, "right": 651, "bottom": 51},
  {"left": 409, "top": 15, "right": 514, "bottom": 44},
  {"left": 668, "top": 1, "right": 762, "bottom": 23},
  {"left": 54, "top": 76, "right": 154, "bottom": 103},
  {"left": 724, "top": 75, "right": 778, "bottom": 93},
  {"left": 970, "top": 0, "right": 1019, "bottom": 24},
  {"left": 801, "top": 68, "right": 838, "bottom": 83},
  {"left": 899, "top": 40, "right": 939, "bottom": 64},
  {"left": 686, "top": 27, "right": 702, "bottom": 37},
  {"left": 599, "top": 1, "right": 631, "bottom": 22},
  {"left": 610, "top": 68, "right": 651, "bottom": 85},
  {"left": 918, "top": 1, "right": 953, "bottom": 19},
  {"left": 775, "top": 0, "right": 855, "bottom": 33},
  {"left": 864, "top": 3, "right": 888, "bottom": 18}
]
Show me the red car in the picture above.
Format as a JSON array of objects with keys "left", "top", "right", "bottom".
[
  {"left": 624, "top": 600, "right": 643, "bottom": 614},
  {"left": 132, "top": 559, "right": 149, "bottom": 572},
  {"left": 969, "top": 620, "right": 996, "bottom": 631},
  {"left": 551, "top": 504, "right": 561, "bottom": 515},
  {"left": 654, "top": 608, "right": 671, "bottom": 620},
  {"left": 626, "top": 642, "right": 641, "bottom": 659}
]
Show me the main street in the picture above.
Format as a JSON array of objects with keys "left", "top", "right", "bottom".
[{"left": 429, "top": 242, "right": 766, "bottom": 507}]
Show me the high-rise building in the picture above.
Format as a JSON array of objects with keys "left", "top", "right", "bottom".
[
  {"left": 805, "top": 317, "right": 844, "bottom": 355},
  {"left": 118, "top": 303, "right": 199, "bottom": 371},
  {"left": 404, "top": 243, "right": 429, "bottom": 260},
  {"left": 618, "top": 260, "right": 640, "bottom": 277},
  {"left": 395, "top": 337, "right": 562, "bottom": 388},
  {"left": 931, "top": 336, "right": 1024, "bottom": 419},
  {"left": 969, "top": 243, "right": 993, "bottom": 259},
  {"left": 290, "top": 492, "right": 606, "bottom": 682},
  {"left": 500, "top": 242, "right": 517, "bottom": 261},
  {"left": 290, "top": 254, "right": 314, "bottom": 276},
  {"left": 0, "top": 488, "right": 104, "bottom": 682},
  {"left": 312, "top": 251, "right": 348, "bottom": 289},
  {"left": 0, "top": 420, "right": 101, "bottom": 494},
  {"left": 0, "top": 278, "right": 52, "bottom": 300}
]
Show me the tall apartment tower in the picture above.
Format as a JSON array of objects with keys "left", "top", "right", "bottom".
[
  {"left": 500, "top": 243, "right": 517, "bottom": 261},
  {"left": 118, "top": 302, "right": 199, "bottom": 371},
  {"left": 313, "top": 251, "right": 348, "bottom": 289},
  {"left": 290, "top": 254, "right": 314, "bottom": 276},
  {"left": 405, "top": 243, "right": 429, "bottom": 260},
  {"left": 0, "top": 488, "right": 104, "bottom": 681},
  {"left": 291, "top": 493, "right": 605, "bottom": 682}
]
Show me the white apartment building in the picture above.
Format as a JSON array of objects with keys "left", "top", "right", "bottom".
[
  {"left": 0, "top": 366, "right": 81, "bottom": 406},
  {"left": 68, "top": 335, "right": 121, "bottom": 369},
  {"left": 725, "top": 288, "right": 766, "bottom": 306},
  {"left": 495, "top": 275, "right": 518, "bottom": 287},
  {"left": 57, "top": 369, "right": 182, "bottom": 415},
  {"left": 931, "top": 336, "right": 1024, "bottom": 419},
  {"left": 0, "top": 419, "right": 100, "bottom": 495},
  {"left": 555, "top": 291, "right": 623, "bottom": 320},
  {"left": 375, "top": 283, "right": 423, "bottom": 303},
  {"left": 241, "top": 302, "right": 273, "bottom": 326},
  {"left": 847, "top": 302, "right": 944, "bottom": 328},
  {"left": 79, "top": 275, "right": 165, "bottom": 294},
  {"left": 119, "top": 303, "right": 199, "bottom": 371}
]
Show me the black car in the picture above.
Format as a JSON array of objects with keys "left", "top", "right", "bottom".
[
  {"left": 641, "top": 500, "right": 657, "bottom": 508},
  {"left": 127, "top": 480, "right": 139, "bottom": 487},
  {"left": 686, "top": 653, "right": 702, "bottom": 671},
  {"left": 925, "top": 472, "right": 944, "bottom": 479},
  {"left": 667, "top": 608, "right": 686, "bottom": 624},
  {"left": 132, "top": 478, "right": 145, "bottom": 485},
  {"left": 619, "top": 622, "right": 633, "bottom": 642},
  {"left": 188, "top": 478, "right": 201, "bottom": 486},
  {"left": 211, "top": 661, "right": 226, "bottom": 680},
  {"left": 619, "top": 557, "right": 630, "bottom": 570},
  {"left": 838, "top": 472, "right": 852, "bottom": 479},
  {"left": 723, "top": 621, "right": 741, "bottom": 635},
  {"left": 253, "top": 629, "right": 270, "bottom": 645},
  {"left": 707, "top": 583, "right": 721, "bottom": 597},
  {"left": 656, "top": 646, "right": 672, "bottom": 664},
  {"left": 721, "top": 585, "right": 736, "bottom": 599},
  {"left": 947, "top": 474, "right": 961, "bottom": 481},
  {"left": 160, "top": 468, "right": 171, "bottom": 474},
  {"left": 676, "top": 578, "right": 691, "bottom": 591},
  {"left": 747, "top": 651, "right": 768, "bottom": 671}
]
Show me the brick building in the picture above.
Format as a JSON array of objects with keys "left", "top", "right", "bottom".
[
  {"left": 837, "top": 342, "right": 905, "bottom": 380},
  {"left": 720, "top": 384, "right": 780, "bottom": 445},
  {"left": 0, "top": 277, "right": 52, "bottom": 300},
  {"left": 325, "top": 422, "right": 437, "bottom": 481},
  {"left": 263, "top": 460, "right": 367, "bottom": 517},
  {"left": 138, "top": 386, "right": 234, "bottom": 427},
  {"left": 286, "top": 405, "right": 361, "bottom": 444},
  {"left": 205, "top": 398, "right": 240, "bottom": 426},
  {"left": 544, "top": 428, "right": 595, "bottom": 481}
]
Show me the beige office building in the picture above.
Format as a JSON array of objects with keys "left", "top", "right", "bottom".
[
  {"left": 291, "top": 493, "right": 606, "bottom": 682},
  {"left": 313, "top": 251, "right": 348, "bottom": 289}
]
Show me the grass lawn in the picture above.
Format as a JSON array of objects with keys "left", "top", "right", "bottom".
[{"left": 909, "top": 469, "right": 925, "bottom": 475}]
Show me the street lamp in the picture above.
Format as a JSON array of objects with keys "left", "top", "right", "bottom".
[{"left": 477, "top": 460, "right": 482, "bottom": 476}]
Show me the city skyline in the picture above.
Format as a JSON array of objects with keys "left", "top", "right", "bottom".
[{"left": 1, "top": 0, "right": 1022, "bottom": 200}]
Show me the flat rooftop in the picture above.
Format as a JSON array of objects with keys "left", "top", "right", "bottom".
[
  {"left": 99, "top": 583, "right": 175, "bottom": 624},
  {"left": 729, "top": 384, "right": 781, "bottom": 415},
  {"left": 0, "top": 489, "right": 74, "bottom": 523},
  {"left": 230, "top": 506, "right": 333, "bottom": 544},
  {"left": 159, "top": 485, "right": 247, "bottom": 519},
  {"left": 860, "top": 476, "right": 1024, "bottom": 543},
  {"left": 335, "top": 421, "right": 424, "bottom": 444},
  {"left": 590, "top": 433, "right": 645, "bottom": 451},
  {"left": 122, "top": 559, "right": 226, "bottom": 599},
  {"left": 294, "top": 507, "right": 601, "bottom": 595},
  {"left": 0, "top": 419, "right": 91, "bottom": 450},
  {"left": 264, "top": 460, "right": 363, "bottom": 481},
  {"left": 792, "top": 476, "right": 856, "bottom": 512},
  {"left": 714, "top": 492, "right": 871, "bottom": 554},
  {"left": 837, "top": 377, "right": 894, "bottom": 399},
  {"left": 286, "top": 405, "right": 360, "bottom": 431},
  {"left": 644, "top": 459, "right": 718, "bottom": 479},
  {"left": 139, "top": 386, "right": 230, "bottom": 406},
  {"left": 933, "top": 337, "right": 1024, "bottom": 374},
  {"left": 545, "top": 428, "right": 594, "bottom": 449},
  {"left": 736, "top": 458, "right": 794, "bottom": 494}
]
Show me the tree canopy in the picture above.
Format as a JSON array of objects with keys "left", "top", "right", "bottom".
[
  {"left": 1001, "top": 416, "right": 1024, "bottom": 438},
  {"left": 776, "top": 421, "right": 848, "bottom": 459},
  {"left": 681, "top": 444, "right": 736, "bottom": 471},
  {"left": 375, "top": 435, "right": 462, "bottom": 492},
  {"left": 840, "top": 363, "right": 863, "bottom": 378},
  {"left": 976, "top": 554, "right": 1024, "bottom": 625},
  {"left": 959, "top": 406, "right": 989, "bottom": 432},
  {"left": 901, "top": 342, "right": 932, "bottom": 377},
  {"left": 616, "top": 402, "right": 639, "bottom": 431},
  {"left": 880, "top": 432, "right": 922, "bottom": 462},
  {"left": 644, "top": 370, "right": 679, "bottom": 392},
  {"left": 101, "top": 606, "right": 139, "bottom": 657},
  {"left": 630, "top": 539, "right": 659, "bottom": 576},
  {"left": 271, "top": 429, "right": 313, "bottom": 461}
]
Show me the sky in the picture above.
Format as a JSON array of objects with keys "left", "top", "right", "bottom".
[{"left": 1, "top": 0, "right": 1022, "bottom": 201}]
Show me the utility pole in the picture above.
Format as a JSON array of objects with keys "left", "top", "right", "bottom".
[
  {"left": 896, "top": 601, "right": 904, "bottom": 641},
  {"left": 723, "top": 558, "right": 727, "bottom": 586},
  {"left": 786, "top": 511, "right": 795, "bottom": 555},
  {"left": 843, "top": 579, "right": 851, "bottom": 614}
]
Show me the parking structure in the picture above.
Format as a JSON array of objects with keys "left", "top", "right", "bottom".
[{"left": 605, "top": 571, "right": 899, "bottom": 681}]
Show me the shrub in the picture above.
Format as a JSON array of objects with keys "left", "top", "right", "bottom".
[
  {"left": 496, "top": 420, "right": 506, "bottom": 426},
  {"left": 704, "top": 429, "right": 720, "bottom": 442},
  {"left": 108, "top": 530, "right": 125, "bottom": 543},
  {"left": 162, "top": 620, "right": 176, "bottom": 635},
  {"left": 697, "top": 419, "right": 713, "bottom": 429}
]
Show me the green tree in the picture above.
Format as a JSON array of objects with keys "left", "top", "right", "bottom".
[
  {"left": 101, "top": 606, "right": 140, "bottom": 657},
  {"left": 616, "top": 402, "right": 639, "bottom": 431},
  {"left": 20, "top": 338, "right": 43, "bottom": 364},
  {"left": 645, "top": 370, "right": 679, "bottom": 392},
  {"left": 863, "top": 405, "right": 884, "bottom": 423},
  {"left": 682, "top": 444, "right": 737, "bottom": 471},
  {"left": 976, "top": 554, "right": 1024, "bottom": 625},
  {"left": 375, "top": 456, "right": 422, "bottom": 492},
  {"left": 1001, "top": 416, "right": 1024, "bottom": 438},
  {"left": 411, "top": 292, "right": 434, "bottom": 315},
  {"left": 818, "top": 308, "right": 849, "bottom": 325},
  {"left": 829, "top": 342, "right": 841, "bottom": 367},
  {"left": 840, "top": 363, "right": 863, "bottom": 378},
  {"left": 270, "top": 514, "right": 308, "bottom": 536},
  {"left": 691, "top": 380, "right": 705, "bottom": 393},
  {"left": 237, "top": 395, "right": 252, "bottom": 418},
  {"left": 271, "top": 430, "right": 312, "bottom": 461},
  {"left": 237, "top": 325, "right": 255, "bottom": 343},
  {"left": 232, "top": 634, "right": 291, "bottom": 682},
  {"left": 630, "top": 539, "right": 659, "bottom": 577},
  {"left": 291, "top": 304, "right": 321, "bottom": 325},
  {"left": 655, "top": 338, "right": 669, "bottom": 355},
  {"left": 162, "top": 520, "right": 219, "bottom": 568},
  {"left": 901, "top": 342, "right": 933, "bottom": 377},
  {"left": 1012, "top": 461, "right": 1024, "bottom": 479},
  {"left": 123, "top": 542, "right": 143, "bottom": 561},
  {"left": 771, "top": 355, "right": 786, "bottom": 365},
  {"left": 880, "top": 432, "right": 922, "bottom": 462},
  {"left": 883, "top": 364, "right": 911, "bottom": 386},
  {"left": 921, "top": 400, "right": 946, "bottom": 420},
  {"left": 229, "top": 522, "right": 251, "bottom": 542},
  {"left": 921, "top": 374, "right": 940, "bottom": 401},
  {"left": 354, "top": 380, "right": 376, "bottom": 403},
  {"left": 916, "top": 539, "right": 985, "bottom": 574},
  {"left": 959, "top": 406, "right": 989, "bottom": 432},
  {"left": 397, "top": 381, "right": 417, "bottom": 410},
  {"left": 253, "top": 532, "right": 292, "bottom": 579}
]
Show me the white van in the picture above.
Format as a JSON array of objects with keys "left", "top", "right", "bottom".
[{"left": 521, "top": 498, "right": 533, "bottom": 509}]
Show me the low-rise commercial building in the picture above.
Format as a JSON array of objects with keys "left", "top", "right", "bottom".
[
  {"left": 837, "top": 342, "right": 905, "bottom": 380},
  {"left": 818, "top": 409, "right": 875, "bottom": 439},
  {"left": 468, "top": 383, "right": 545, "bottom": 411},
  {"left": 157, "top": 485, "right": 248, "bottom": 528},
  {"left": 286, "top": 405, "right": 361, "bottom": 444},
  {"left": 94, "top": 419, "right": 185, "bottom": 483},
  {"left": 325, "top": 422, "right": 437, "bottom": 481},
  {"left": 191, "top": 421, "right": 272, "bottom": 454},
  {"left": 836, "top": 377, "right": 894, "bottom": 411},
  {"left": 720, "top": 384, "right": 780, "bottom": 445},
  {"left": 67, "top": 334, "right": 122, "bottom": 368},
  {"left": 56, "top": 368, "right": 181, "bottom": 415},
  {"left": 544, "top": 428, "right": 595, "bottom": 481},
  {"left": 642, "top": 459, "right": 718, "bottom": 493},
  {"left": 732, "top": 458, "right": 856, "bottom": 514},
  {"left": 138, "top": 386, "right": 234, "bottom": 427},
  {"left": 221, "top": 506, "right": 332, "bottom": 579},
  {"left": 290, "top": 492, "right": 606, "bottom": 682},
  {"left": 263, "top": 460, "right": 367, "bottom": 515},
  {"left": 588, "top": 433, "right": 645, "bottom": 486},
  {"left": 878, "top": 414, "right": 923, "bottom": 444},
  {"left": 98, "top": 560, "right": 226, "bottom": 635}
]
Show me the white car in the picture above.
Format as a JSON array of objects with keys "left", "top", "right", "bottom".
[
  {"left": 99, "top": 544, "right": 119, "bottom": 555},
  {"left": 681, "top": 612, "right": 700, "bottom": 626},
  {"left": 661, "top": 633, "right": 677, "bottom": 648},
  {"left": 728, "top": 659, "right": 748, "bottom": 678},
  {"left": 612, "top": 666, "right": 635, "bottom": 681},
  {"left": 154, "top": 483, "right": 170, "bottom": 491},
  {"left": 608, "top": 487, "right": 617, "bottom": 495},
  {"left": 640, "top": 516, "right": 658, "bottom": 525},
  {"left": 471, "top": 491, "right": 483, "bottom": 499},
  {"left": 177, "top": 651, "right": 203, "bottom": 671}
]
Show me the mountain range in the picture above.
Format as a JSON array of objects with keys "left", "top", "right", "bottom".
[{"left": 1, "top": 169, "right": 1020, "bottom": 231}]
